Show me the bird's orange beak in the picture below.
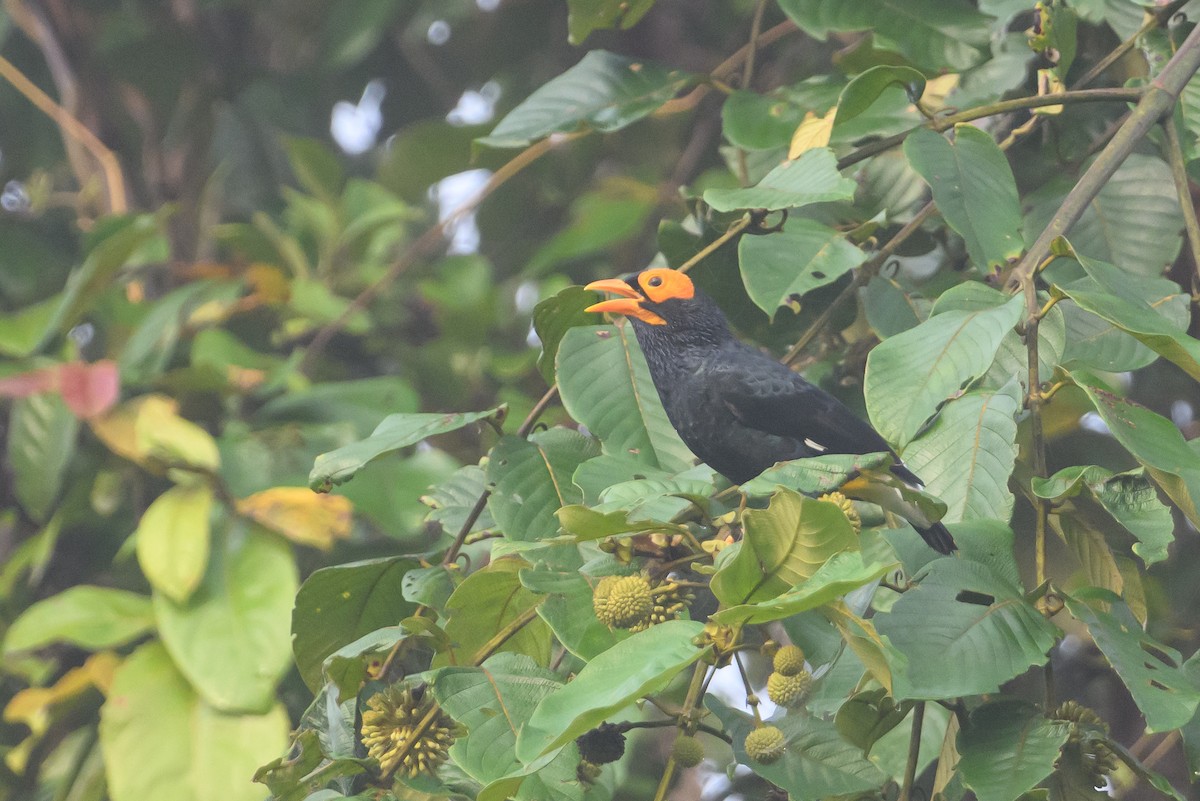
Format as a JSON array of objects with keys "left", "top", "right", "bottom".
[{"left": 584, "top": 279, "right": 666, "bottom": 325}]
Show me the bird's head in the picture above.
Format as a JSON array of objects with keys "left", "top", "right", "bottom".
[{"left": 584, "top": 268, "right": 704, "bottom": 328}]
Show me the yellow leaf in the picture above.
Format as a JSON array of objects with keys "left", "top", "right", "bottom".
[
  {"left": 919, "top": 74, "right": 960, "bottom": 113},
  {"left": 787, "top": 107, "right": 836, "bottom": 159},
  {"left": 4, "top": 652, "right": 119, "bottom": 773},
  {"left": 137, "top": 483, "right": 214, "bottom": 602},
  {"left": 90, "top": 394, "right": 220, "bottom": 473},
  {"left": 237, "top": 487, "right": 353, "bottom": 550},
  {"left": 823, "top": 603, "right": 893, "bottom": 693}
]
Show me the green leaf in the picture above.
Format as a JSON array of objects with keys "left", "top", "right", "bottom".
[
  {"left": 836, "top": 65, "right": 927, "bottom": 127},
  {"left": 565, "top": 0, "right": 655, "bottom": 43},
  {"left": 516, "top": 619, "right": 706, "bottom": 761},
  {"left": 712, "top": 550, "right": 896, "bottom": 627},
  {"left": 741, "top": 452, "right": 893, "bottom": 497},
  {"left": 865, "top": 294, "right": 1023, "bottom": 448},
  {"left": 98, "top": 642, "right": 289, "bottom": 801},
  {"left": 1065, "top": 589, "right": 1200, "bottom": 731},
  {"left": 904, "top": 125, "right": 1023, "bottom": 269},
  {"left": 722, "top": 90, "right": 812, "bottom": 151},
  {"left": 776, "top": 0, "right": 991, "bottom": 70},
  {"left": 519, "top": 564, "right": 623, "bottom": 659},
  {"left": 3, "top": 586, "right": 153, "bottom": 653},
  {"left": 487, "top": 429, "right": 599, "bottom": 542},
  {"left": 480, "top": 50, "right": 697, "bottom": 148},
  {"left": 1023, "top": 154, "right": 1183, "bottom": 277},
  {"left": 532, "top": 286, "right": 600, "bottom": 383},
  {"left": 435, "top": 559, "right": 551, "bottom": 668},
  {"left": 155, "top": 522, "right": 298, "bottom": 713},
  {"left": 422, "top": 464, "right": 494, "bottom": 537},
  {"left": 431, "top": 653, "right": 564, "bottom": 783},
  {"left": 308, "top": 406, "right": 505, "bottom": 491},
  {"left": 401, "top": 564, "right": 461, "bottom": 611},
  {"left": 255, "top": 376, "right": 419, "bottom": 438},
  {"left": 835, "top": 688, "right": 914, "bottom": 754},
  {"left": 556, "top": 325, "right": 694, "bottom": 472},
  {"left": 900, "top": 380, "right": 1021, "bottom": 524},
  {"left": 957, "top": 700, "right": 1071, "bottom": 801},
  {"left": 1069, "top": 368, "right": 1200, "bottom": 529},
  {"left": 6, "top": 393, "right": 78, "bottom": 522},
  {"left": 1033, "top": 465, "right": 1174, "bottom": 567},
  {"left": 709, "top": 696, "right": 887, "bottom": 800},
  {"left": 1051, "top": 252, "right": 1200, "bottom": 381},
  {"left": 0, "top": 294, "right": 58, "bottom": 358},
  {"left": 738, "top": 219, "right": 867, "bottom": 318},
  {"left": 136, "top": 484, "right": 214, "bottom": 604},
  {"left": 525, "top": 182, "right": 658, "bottom": 277},
  {"left": 283, "top": 137, "right": 344, "bottom": 199},
  {"left": 590, "top": 469, "right": 715, "bottom": 522},
  {"left": 862, "top": 274, "right": 931, "bottom": 339},
  {"left": 711, "top": 489, "right": 858, "bottom": 607},
  {"left": 291, "top": 557, "right": 418, "bottom": 692},
  {"left": 875, "top": 521, "right": 1059, "bottom": 699},
  {"left": 557, "top": 504, "right": 686, "bottom": 541},
  {"left": 704, "top": 148, "right": 857, "bottom": 212},
  {"left": 322, "top": 627, "right": 405, "bottom": 702}
]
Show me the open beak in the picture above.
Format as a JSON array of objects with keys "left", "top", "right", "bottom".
[{"left": 584, "top": 279, "right": 642, "bottom": 316}]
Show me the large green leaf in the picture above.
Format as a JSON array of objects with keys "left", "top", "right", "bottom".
[
  {"left": 1069, "top": 368, "right": 1200, "bottom": 529},
  {"left": 516, "top": 619, "right": 706, "bottom": 762},
  {"left": 1059, "top": 280, "right": 1190, "bottom": 373},
  {"left": 712, "top": 550, "right": 896, "bottom": 627},
  {"left": 532, "top": 286, "right": 600, "bottom": 383},
  {"left": 957, "top": 700, "right": 1070, "bottom": 801},
  {"left": 556, "top": 325, "right": 695, "bottom": 471},
  {"left": 565, "top": 0, "right": 655, "bottom": 43},
  {"left": 1033, "top": 465, "right": 1174, "bottom": 567},
  {"left": 862, "top": 274, "right": 931, "bottom": 339},
  {"left": 487, "top": 428, "right": 599, "bottom": 542},
  {"left": 479, "top": 50, "right": 697, "bottom": 148},
  {"left": 776, "top": 0, "right": 991, "bottom": 70},
  {"left": 423, "top": 464, "right": 494, "bottom": 537},
  {"left": 6, "top": 393, "right": 78, "bottom": 522},
  {"left": 436, "top": 558, "right": 552, "bottom": 668},
  {"left": 1051, "top": 252, "right": 1200, "bottom": 381},
  {"left": 709, "top": 697, "right": 887, "bottom": 800},
  {"left": 99, "top": 642, "right": 289, "bottom": 801},
  {"left": 711, "top": 489, "right": 858, "bottom": 607},
  {"left": 875, "top": 522, "right": 1059, "bottom": 699},
  {"left": 1065, "top": 589, "right": 1200, "bottom": 731},
  {"left": 905, "top": 126, "right": 1023, "bottom": 269},
  {"left": 1023, "top": 154, "right": 1183, "bottom": 277},
  {"left": 154, "top": 522, "right": 298, "bottom": 713},
  {"left": 703, "top": 148, "right": 857, "bottom": 212},
  {"left": 741, "top": 451, "right": 892, "bottom": 497},
  {"left": 136, "top": 484, "right": 214, "bottom": 604},
  {"left": 900, "top": 380, "right": 1021, "bottom": 524},
  {"left": 738, "top": 219, "right": 867, "bottom": 318},
  {"left": 835, "top": 66, "right": 926, "bottom": 127},
  {"left": 865, "top": 294, "right": 1023, "bottom": 448},
  {"left": 519, "top": 564, "right": 623, "bottom": 660},
  {"left": 308, "top": 406, "right": 505, "bottom": 491},
  {"left": 3, "top": 586, "right": 153, "bottom": 653},
  {"left": 291, "top": 557, "right": 418, "bottom": 692}
]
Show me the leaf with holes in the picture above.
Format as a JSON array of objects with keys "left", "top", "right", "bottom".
[
  {"left": 480, "top": 50, "right": 697, "bottom": 148},
  {"left": 711, "top": 489, "right": 858, "bottom": 607},
  {"left": 556, "top": 325, "right": 695, "bottom": 471},
  {"left": 1065, "top": 589, "right": 1200, "bottom": 731},
  {"left": 901, "top": 379, "right": 1020, "bottom": 524},
  {"left": 738, "top": 219, "right": 867, "bottom": 319},
  {"left": 874, "top": 521, "right": 1059, "bottom": 699},
  {"left": 865, "top": 294, "right": 1023, "bottom": 448},
  {"left": 704, "top": 148, "right": 857, "bottom": 212},
  {"left": 487, "top": 428, "right": 599, "bottom": 542}
]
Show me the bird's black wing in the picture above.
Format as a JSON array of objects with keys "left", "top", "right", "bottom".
[{"left": 712, "top": 355, "right": 894, "bottom": 459}]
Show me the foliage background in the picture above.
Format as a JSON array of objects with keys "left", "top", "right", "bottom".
[{"left": 3, "top": 0, "right": 1200, "bottom": 800}]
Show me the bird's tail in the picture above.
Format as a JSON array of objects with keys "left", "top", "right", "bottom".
[{"left": 913, "top": 520, "right": 956, "bottom": 555}]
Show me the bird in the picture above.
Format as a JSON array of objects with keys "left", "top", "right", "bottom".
[{"left": 583, "top": 267, "right": 956, "bottom": 555}]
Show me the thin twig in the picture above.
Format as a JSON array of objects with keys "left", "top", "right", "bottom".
[
  {"left": 1162, "top": 118, "right": 1200, "bottom": 297},
  {"left": 653, "top": 661, "right": 711, "bottom": 801},
  {"left": 899, "top": 702, "right": 926, "bottom": 801},
  {"left": 1073, "top": 0, "right": 1191, "bottom": 89},
  {"left": 468, "top": 603, "right": 542, "bottom": 665},
  {"left": 1142, "top": 730, "right": 1181, "bottom": 771},
  {"left": 1006, "top": 23, "right": 1200, "bottom": 291},
  {"left": 734, "top": 0, "right": 769, "bottom": 186},
  {"left": 678, "top": 214, "right": 753, "bottom": 274},
  {"left": 0, "top": 53, "right": 127, "bottom": 213}
]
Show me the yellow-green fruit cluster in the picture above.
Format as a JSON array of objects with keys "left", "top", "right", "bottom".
[
  {"left": 361, "top": 685, "right": 460, "bottom": 778},
  {"left": 672, "top": 734, "right": 705, "bottom": 768},
  {"left": 630, "top": 578, "right": 693, "bottom": 633},
  {"left": 819, "top": 492, "right": 861, "bottom": 533},
  {"left": 767, "top": 669, "right": 812, "bottom": 707},
  {"left": 593, "top": 575, "right": 654, "bottom": 629},
  {"left": 772, "top": 645, "right": 805, "bottom": 676},
  {"left": 744, "top": 725, "right": 787, "bottom": 764}
]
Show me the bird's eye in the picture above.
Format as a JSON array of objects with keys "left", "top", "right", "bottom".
[{"left": 647, "top": 275, "right": 663, "bottom": 287}]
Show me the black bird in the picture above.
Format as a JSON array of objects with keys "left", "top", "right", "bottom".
[{"left": 584, "top": 267, "right": 955, "bottom": 554}]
